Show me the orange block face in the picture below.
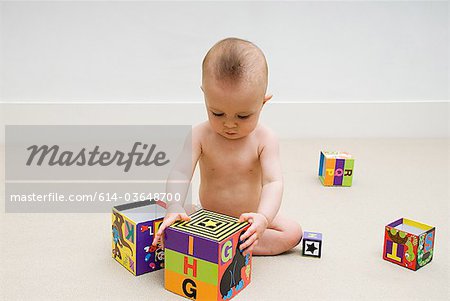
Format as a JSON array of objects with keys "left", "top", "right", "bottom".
[
  {"left": 324, "top": 158, "right": 336, "bottom": 186},
  {"left": 165, "top": 269, "right": 218, "bottom": 301}
]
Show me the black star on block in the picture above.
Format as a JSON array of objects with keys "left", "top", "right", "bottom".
[{"left": 306, "top": 242, "right": 318, "bottom": 254}]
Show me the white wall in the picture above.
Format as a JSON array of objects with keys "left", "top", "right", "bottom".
[
  {"left": 1, "top": 1, "right": 447, "bottom": 102},
  {"left": 0, "top": 1, "right": 448, "bottom": 138}
]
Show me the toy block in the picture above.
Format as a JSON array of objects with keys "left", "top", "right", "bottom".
[
  {"left": 302, "top": 231, "right": 322, "bottom": 258},
  {"left": 318, "top": 151, "right": 354, "bottom": 186},
  {"left": 165, "top": 209, "right": 252, "bottom": 301},
  {"left": 112, "top": 199, "right": 166, "bottom": 275},
  {"left": 383, "top": 218, "right": 435, "bottom": 271}
]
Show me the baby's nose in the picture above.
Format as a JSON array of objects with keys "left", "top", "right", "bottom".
[{"left": 224, "top": 120, "right": 237, "bottom": 128}]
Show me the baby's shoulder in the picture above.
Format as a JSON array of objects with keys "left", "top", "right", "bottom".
[
  {"left": 192, "top": 122, "right": 211, "bottom": 138},
  {"left": 254, "top": 124, "right": 279, "bottom": 144},
  {"left": 191, "top": 121, "right": 213, "bottom": 146}
]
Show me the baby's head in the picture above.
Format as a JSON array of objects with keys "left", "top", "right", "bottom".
[{"left": 201, "top": 38, "right": 271, "bottom": 139}]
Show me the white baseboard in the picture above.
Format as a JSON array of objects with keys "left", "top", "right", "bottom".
[{"left": 0, "top": 102, "right": 448, "bottom": 142}]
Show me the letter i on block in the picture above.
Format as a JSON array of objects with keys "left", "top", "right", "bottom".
[
  {"left": 318, "top": 151, "right": 354, "bottom": 186},
  {"left": 302, "top": 231, "right": 322, "bottom": 258},
  {"left": 164, "top": 209, "right": 253, "bottom": 301}
]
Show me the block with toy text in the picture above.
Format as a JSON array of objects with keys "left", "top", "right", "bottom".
[
  {"left": 164, "top": 209, "right": 252, "bottom": 301},
  {"left": 318, "top": 151, "right": 354, "bottom": 186},
  {"left": 383, "top": 218, "right": 435, "bottom": 271},
  {"left": 112, "top": 199, "right": 166, "bottom": 275}
]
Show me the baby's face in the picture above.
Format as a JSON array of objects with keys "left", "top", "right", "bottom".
[{"left": 202, "top": 79, "right": 266, "bottom": 140}]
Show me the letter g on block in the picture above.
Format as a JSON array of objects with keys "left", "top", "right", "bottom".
[
  {"left": 221, "top": 239, "right": 233, "bottom": 264},
  {"left": 182, "top": 278, "right": 197, "bottom": 299}
]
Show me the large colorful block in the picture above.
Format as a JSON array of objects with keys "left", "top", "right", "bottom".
[
  {"left": 302, "top": 231, "right": 322, "bottom": 258},
  {"left": 165, "top": 209, "right": 252, "bottom": 301},
  {"left": 112, "top": 199, "right": 166, "bottom": 275},
  {"left": 318, "top": 151, "right": 354, "bottom": 186},
  {"left": 383, "top": 218, "right": 435, "bottom": 271}
]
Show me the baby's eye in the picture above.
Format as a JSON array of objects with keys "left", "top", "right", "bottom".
[
  {"left": 237, "top": 115, "right": 250, "bottom": 119},
  {"left": 212, "top": 112, "right": 224, "bottom": 117}
]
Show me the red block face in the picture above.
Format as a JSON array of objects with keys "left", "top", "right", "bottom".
[
  {"left": 217, "top": 229, "right": 252, "bottom": 301},
  {"left": 383, "top": 218, "right": 435, "bottom": 271},
  {"left": 383, "top": 226, "right": 418, "bottom": 270}
]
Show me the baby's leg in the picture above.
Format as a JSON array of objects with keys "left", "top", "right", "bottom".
[{"left": 252, "top": 215, "right": 303, "bottom": 256}]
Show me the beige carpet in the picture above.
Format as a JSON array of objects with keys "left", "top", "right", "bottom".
[{"left": 1, "top": 139, "right": 449, "bottom": 300}]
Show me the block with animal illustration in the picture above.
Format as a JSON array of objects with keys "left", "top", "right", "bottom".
[
  {"left": 302, "top": 231, "right": 322, "bottom": 258},
  {"left": 164, "top": 209, "right": 252, "bottom": 301},
  {"left": 318, "top": 151, "right": 354, "bottom": 186},
  {"left": 383, "top": 218, "right": 435, "bottom": 271},
  {"left": 112, "top": 199, "right": 166, "bottom": 275}
]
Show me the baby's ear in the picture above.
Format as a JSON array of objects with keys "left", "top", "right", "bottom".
[{"left": 263, "top": 94, "right": 273, "bottom": 105}]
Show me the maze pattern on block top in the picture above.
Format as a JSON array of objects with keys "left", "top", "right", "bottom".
[{"left": 171, "top": 209, "right": 249, "bottom": 242}]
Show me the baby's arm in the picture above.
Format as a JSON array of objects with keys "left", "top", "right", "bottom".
[
  {"left": 151, "top": 126, "right": 202, "bottom": 247},
  {"left": 256, "top": 130, "right": 283, "bottom": 223},
  {"left": 239, "top": 129, "right": 283, "bottom": 253}
]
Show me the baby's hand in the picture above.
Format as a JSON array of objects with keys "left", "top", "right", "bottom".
[
  {"left": 238, "top": 212, "right": 269, "bottom": 256},
  {"left": 152, "top": 212, "right": 190, "bottom": 248}
]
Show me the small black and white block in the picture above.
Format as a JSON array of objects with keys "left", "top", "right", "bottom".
[{"left": 302, "top": 231, "right": 322, "bottom": 258}]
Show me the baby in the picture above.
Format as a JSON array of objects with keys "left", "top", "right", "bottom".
[{"left": 152, "top": 38, "right": 302, "bottom": 255}]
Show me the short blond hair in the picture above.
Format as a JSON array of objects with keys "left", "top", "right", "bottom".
[{"left": 202, "top": 37, "right": 268, "bottom": 89}]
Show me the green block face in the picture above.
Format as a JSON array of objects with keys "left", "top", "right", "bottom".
[
  {"left": 342, "top": 159, "right": 354, "bottom": 186},
  {"left": 165, "top": 249, "right": 218, "bottom": 285},
  {"left": 417, "top": 229, "right": 435, "bottom": 269}
]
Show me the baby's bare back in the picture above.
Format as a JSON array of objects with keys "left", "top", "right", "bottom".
[{"left": 196, "top": 123, "right": 265, "bottom": 217}]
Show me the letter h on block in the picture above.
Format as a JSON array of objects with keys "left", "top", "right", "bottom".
[
  {"left": 164, "top": 209, "right": 253, "bottom": 301},
  {"left": 318, "top": 151, "right": 354, "bottom": 186}
]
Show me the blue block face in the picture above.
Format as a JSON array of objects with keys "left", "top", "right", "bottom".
[{"left": 302, "top": 231, "right": 322, "bottom": 258}]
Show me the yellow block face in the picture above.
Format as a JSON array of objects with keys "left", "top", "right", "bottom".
[
  {"left": 403, "top": 219, "right": 433, "bottom": 231},
  {"left": 165, "top": 269, "right": 217, "bottom": 301},
  {"left": 112, "top": 211, "right": 137, "bottom": 275}
]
